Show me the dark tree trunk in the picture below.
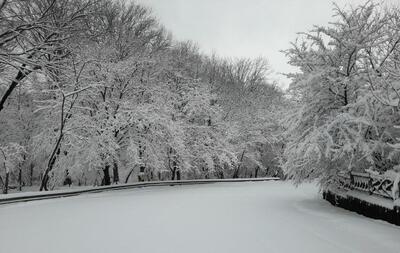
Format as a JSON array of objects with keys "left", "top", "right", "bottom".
[
  {"left": 39, "top": 82, "right": 88, "bottom": 190},
  {"left": 125, "top": 168, "right": 134, "bottom": 183},
  {"left": 176, "top": 169, "right": 181, "bottom": 180},
  {"left": 255, "top": 166, "right": 259, "bottom": 178},
  {"left": 0, "top": 68, "right": 30, "bottom": 113},
  {"left": 3, "top": 172, "right": 9, "bottom": 194},
  {"left": 30, "top": 163, "right": 34, "bottom": 186},
  {"left": 40, "top": 145, "right": 61, "bottom": 191},
  {"left": 18, "top": 167, "right": 22, "bottom": 191},
  {"left": 41, "top": 174, "right": 50, "bottom": 191},
  {"left": 40, "top": 95, "right": 65, "bottom": 191},
  {"left": 233, "top": 170, "right": 239, "bottom": 179},
  {"left": 216, "top": 168, "right": 224, "bottom": 179},
  {"left": 112, "top": 161, "right": 119, "bottom": 184},
  {"left": 102, "top": 165, "right": 111, "bottom": 186},
  {"left": 171, "top": 168, "right": 176, "bottom": 180}
]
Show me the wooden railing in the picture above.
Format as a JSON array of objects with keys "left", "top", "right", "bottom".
[{"left": 337, "top": 172, "right": 399, "bottom": 200}]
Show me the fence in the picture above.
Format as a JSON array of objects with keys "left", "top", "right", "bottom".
[
  {"left": 337, "top": 172, "right": 399, "bottom": 200},
  {"left": 324, "top": 171, "right": 400, "bottom": 226}
]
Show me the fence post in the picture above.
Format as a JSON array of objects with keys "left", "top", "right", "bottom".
[
  {"left": 368, "top": 175, "right": 373, "bottom": 195},
  {"left": 394, "top": 205, "right": 400, "bottom": 226},
  {"left": 350, "top": 172, "right": 354, "bottom": 189}
]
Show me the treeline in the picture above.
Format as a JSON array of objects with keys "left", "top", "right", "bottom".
[{"left": 0, "top": 0, "right": 285, "bottom": 193}]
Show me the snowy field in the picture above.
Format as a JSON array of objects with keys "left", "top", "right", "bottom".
[{"left": 0, "top": 181, "right": 399, "bottom": 253}]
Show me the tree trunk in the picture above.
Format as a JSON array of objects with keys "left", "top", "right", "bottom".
[
  {"left": 102, "top": 165, "right": 111, "bottom": 186},
  {"left": 125, "top": 169, "right": 133, "bottom": 183},
  {"left": 216, "top": 168, "right": 224, "bottom": 179},
  {"left": 18, "top": 167, "right": 22, "bottom": 191},
  {"left": 171, "top": 168, "right": 176, "bottom": 180},
  {"left": 40, "top": 145, "right": 61, "bottom": 191},
  {"left": 30, "top": 163, "right": 34, "bottom": 186},
  {"left": 255, "top": 166, "right": 259, "bottom": 178},
  {"left": 40, "top": 95, "right": 66, "bottom": 191},
  {"left": 125, "top": 165, "right": 137, "bottom": 183},
  {"left": 112, "top": 161, "right": 119, "bottom": 184},
  {"left": 233, "top": 150, "right": 246, "bottom": 178},
  {"left": 176, "top": 169, "right": 181, "bottom": 180},
  {"left": 0, "top": 174, "right": 4, "bottom": 188},
  {"left": 0, "top": 68, "right": 30, "bottom": 113},
  {"left": 40, "top": 174, "right": 50, "bottom": 191},
  {"left": 3, "top": 172, "right": 9, "bottom": 194}
]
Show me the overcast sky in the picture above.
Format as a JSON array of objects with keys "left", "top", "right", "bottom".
[{"left": 136, "top": 0, "right": 398, "bottom": 89}]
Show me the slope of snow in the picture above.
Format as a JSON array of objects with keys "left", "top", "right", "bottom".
[{"left": 0, "top": 181, "right": 399, "bottom": 253}]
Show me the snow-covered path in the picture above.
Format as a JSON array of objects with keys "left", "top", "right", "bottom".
[{"left": 0, "top": 181, "right": 399, "bottom": 253}]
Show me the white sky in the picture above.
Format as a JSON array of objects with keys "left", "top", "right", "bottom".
[{"left": 136, "top": 0, "right": 398, "bottom": 89}]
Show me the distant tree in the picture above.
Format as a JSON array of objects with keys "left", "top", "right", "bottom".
[{"left": 203, "top": 56, "right": 284, "bottom": 178}]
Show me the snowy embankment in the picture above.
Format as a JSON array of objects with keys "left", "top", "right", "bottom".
[{"left": 0, "top": 181, "right": 399, "bottom": 253}]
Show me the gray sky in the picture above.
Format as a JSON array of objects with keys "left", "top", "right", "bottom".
[{"left": 136, "top": 0, "right": 397, "bottom": 89}]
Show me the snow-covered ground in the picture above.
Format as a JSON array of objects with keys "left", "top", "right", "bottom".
[{"left": 0, "top": 181, "right": 399, "bottom": 253}]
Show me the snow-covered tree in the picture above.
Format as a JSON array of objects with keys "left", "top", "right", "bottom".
[
  {"left": 282, "top": 1, "right": 400, "bottom": 186},
  {"left": 0, "top": 0, "right": 284, "bottom": 192},
  {"left": 0, "top": 0, "right": 97, "bottom": 112},
  {"left": 202, "top": 56, "right": 285, "bottom": 178}
]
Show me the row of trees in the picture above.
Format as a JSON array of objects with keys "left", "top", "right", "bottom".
[
  {"left": 0, "top": 0, "right": 284, "bottom": 193},
  {"left": 282, "top": 1, "right": 400, "bottom": 187},
  {"left": 5, "top": 0, "right": 392, "bottom": 193}
]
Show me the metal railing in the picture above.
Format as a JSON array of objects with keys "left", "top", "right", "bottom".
[
  {"left": 0, "top": 177, "right": 279, "bottom": 206},
  {"left": 338, "top": 172, "right": 399, "bottom": 200}
]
